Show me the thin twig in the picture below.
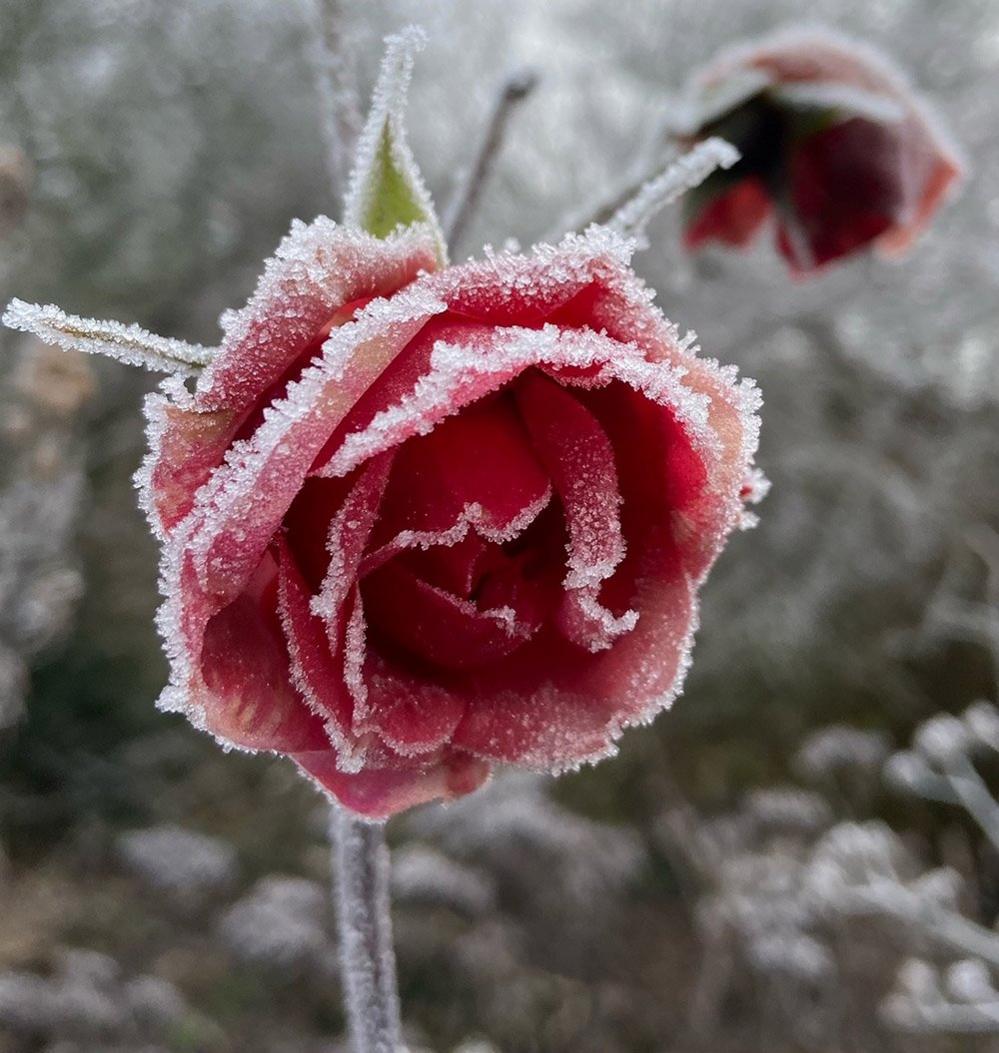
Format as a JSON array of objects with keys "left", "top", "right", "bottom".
[
  {"left": 546, "top": 107, "right": 678, "bottom": 241},
  {"left": 330, "top": 807, "right": 401, "bottom": 1053},
  {"left": 313, "top": 0, "right": 363, "bottom": 200},
  {"left": 550, "top": 137, "right": 738, "bottom": 245},
  {"left": 606, "top": 137, "right": 740, "bottom": 242},
  {"left": 443, "top": 68, "right": 539, "bottom": 251}
]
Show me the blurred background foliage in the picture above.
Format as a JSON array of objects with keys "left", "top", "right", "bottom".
[{"left": 0, "top": 0, "right": 997, "bottom": 1050}]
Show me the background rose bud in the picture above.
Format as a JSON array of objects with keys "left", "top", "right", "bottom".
[
  {"left": 679, "top": 27, "right": 964, "bottom": 275},
  {"left": 138, "top": 221, "right": 760, "bottom": 820}
]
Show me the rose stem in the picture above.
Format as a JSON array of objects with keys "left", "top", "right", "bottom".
[
  {"left": 330, "top": 806, "right": 403, "bottom": 1053},
  {"left": 443, "top": 68, "right": 539, "bottom": 252}
]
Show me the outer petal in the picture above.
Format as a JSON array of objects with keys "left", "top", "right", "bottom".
[
  {"left": 291, "top": 747, "right": 490, "bottom": 821},
  {"left": 154, "top": 284, "right": 446, "bottom": 748},
  {"left": 139, "top": 220, "right": 439, "bottom": 536},
  {"left": 184, "top": 284, "right": 445, "bottom": 604},
  {"left": 173, "top": 548, "right": 329, "bottom": 752}
]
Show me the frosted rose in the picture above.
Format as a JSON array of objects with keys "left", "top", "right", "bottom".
[
  {"left": 680, "top": 27, "right": 963, "bottom": 274},
  {"left": 137, "top": 220, "right": 759, "bottom": 819}
]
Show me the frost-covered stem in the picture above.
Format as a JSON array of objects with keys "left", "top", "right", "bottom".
[
  {"left": 552, "top": 137, "right": 739, "bottom": 243},
  {"left": 443, "top": 69, "right": 539, "bottom": 250},
  {"left": 313, "top": 0, "right": 362, "bottom": 198},
  {"left": 607, "top": 137, "right": 740, "bottom": 240},
  {"left": 331, "top": 807, "right": 402, "bottom": 1053}
]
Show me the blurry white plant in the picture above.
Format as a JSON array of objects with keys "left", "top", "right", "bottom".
[
  {"left": 883, "top": 957, "right": 999, "bottom": 1034},
  {"left": 0, "top": 336, "right": 93, "bottom": 730},
  {"left": 886, "top": 701, "right": 999, "bottom": 855}
]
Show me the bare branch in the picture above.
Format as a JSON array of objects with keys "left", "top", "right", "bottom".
[
  {"left": 313, "top": 0, "right": 363, "bottom": 201},
  {"left": 606, "top": 137, "right": 740, "bottom": 241},
  {"left": 443, "top": 68, "right": 540, "bottom": 252}
]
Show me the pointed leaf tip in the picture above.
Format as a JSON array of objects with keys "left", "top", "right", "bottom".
[{"left": 343, "top": 26, "right": 447, "bottom": 265}]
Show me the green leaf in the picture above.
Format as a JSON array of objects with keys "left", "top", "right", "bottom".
[{"left": 343, "top": 27, "right": 447, "bottom": 265}]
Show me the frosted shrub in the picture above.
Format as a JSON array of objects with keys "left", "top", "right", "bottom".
[
  {"left": 217, "top": 875, "right": 338, "bottom": 978},
  {"left": 116, "top": 824, "right": 237, "bottom": 911}
]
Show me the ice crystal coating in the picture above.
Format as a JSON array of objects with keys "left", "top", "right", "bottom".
[{"left": 2, "top": 298, "right": 213, "bottom": 374}]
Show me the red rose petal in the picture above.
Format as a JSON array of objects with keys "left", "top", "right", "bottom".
[
  {"left": 363, "top": 559, "right": 537, "bottom": 670},
  {"left": 780, "top": 117, "right": 902, "bottom": 272},
  {"left": 291, "top": 747, "right": 490, "bottom": 821},
  {"left": 515, "top": 371, "right": 635, "bottom": 652},
  {"left": 363, "top": 393, "right": 552, "bottom": 570},
  {"left": 274, "top": 536, "right": 356, "bottom": 755},
  {"left": 355, "top": 648, "right": 470, "bottom": 756},
  {"left": 183, "top": 285, "right": 443, "bottom": 606},
  {"left": 311, "top": 452, "right": 394, "bottom": 649},
  {"left": 197, "top": 550, "right": 328, "bottom": 752}
]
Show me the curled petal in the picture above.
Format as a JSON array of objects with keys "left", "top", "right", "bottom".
[
  {"left": 292, "top": 746, "right": 490, "bottom": 821},
  {"left": 140, "top": 220, "right": 439, "bottom": 535}
]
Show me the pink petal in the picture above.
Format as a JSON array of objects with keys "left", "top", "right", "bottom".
[
  {"left": 194, "top": 550, "right": 328, "bottom": 752},
  {"left": 275, "top": 535, "right": 356, "bottom": 755},
  {"left": 141, "top": 221, "right": 438, "bottom": 535},
  {"left": 355, "top": 648, "right": 469, "bottom": 756},
  {"left": 181, "top": 284, "right": 444, "bottom": 606},
  {"left": 291, "top": 747, "right": 490, "bottom": 821}
]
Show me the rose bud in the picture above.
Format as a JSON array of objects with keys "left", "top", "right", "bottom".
[{"left": 678, "top": 26, "right": 964, "bottom": 275}]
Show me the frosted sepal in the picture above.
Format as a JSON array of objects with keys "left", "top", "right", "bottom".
[
  {"left": 343, "top": 27, "right": 447, "bottom": 265},
  {"left": 2, "top": 299, "right": 213, "bottom": 374}
]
